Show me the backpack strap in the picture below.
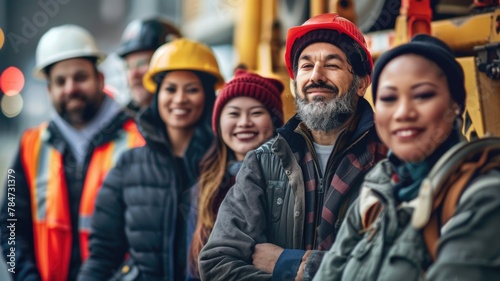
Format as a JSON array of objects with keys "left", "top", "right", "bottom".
[
  {"left": 423, "top": 146, "right": 491, "bottom": 260},
  {"left": 441, "top": 147, "right": 497, "bottom": 222},
  {"left": 420, "top": 138, "right": 500, "bottom": 261}
]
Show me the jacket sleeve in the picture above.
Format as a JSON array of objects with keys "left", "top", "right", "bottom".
[
  {"left": 198, "top": 151, "right": 272, "bottom": 281},
  {"left": 312, "top": 198, "right": 364, "bottom": 281},
  {"left": 426, "top": 169, "right": 500, "bottom": 281},
  {"left": 0, "top": 148, "right": 41, "bottom": 281},
  {"left": 77, "top": 153, "right": 129, "bottom": 281}
]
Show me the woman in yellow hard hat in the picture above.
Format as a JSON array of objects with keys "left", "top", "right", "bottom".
[{"left": 78, "top": 38, "right": 224, "bottom": 281}]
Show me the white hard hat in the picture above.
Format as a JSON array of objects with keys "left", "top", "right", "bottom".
[{"left": 33, "top": 24, "right": 106, "bottom": 79}]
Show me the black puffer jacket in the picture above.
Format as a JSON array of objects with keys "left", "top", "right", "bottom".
[{"left": 77, "top": 103, "right": 213, "bottom": 281}]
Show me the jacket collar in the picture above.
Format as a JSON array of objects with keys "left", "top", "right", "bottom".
[
  {"left": 277, "top": 98, "right": 375, "bottom": 155},
  {"left": 136, "top": 105, "right": 169, "bottom": 153},
  {"left": 46, "top": 111, "right": 131, "bottom": 154}
]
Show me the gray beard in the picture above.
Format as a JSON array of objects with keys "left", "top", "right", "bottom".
[{"left": 295, "top": 77, "right": 359, "bottom": 132}]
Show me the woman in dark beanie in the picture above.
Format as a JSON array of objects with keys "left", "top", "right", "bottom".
[
  {"left": 313, "top": 34, "right": 500, "bottom": 281},
  {"left": 187, "top": 69, "right": 284, "bottom": 280},
  {"left": 78, "top": 38, "right": 224, "bottom": 281}
]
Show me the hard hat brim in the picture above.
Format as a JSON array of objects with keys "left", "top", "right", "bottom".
[
  {"left": 32, "top": 52, "right": 107, "bottom": 79},
  {"left": 143, "top": 69, "right": 224, "bottom": 94}
]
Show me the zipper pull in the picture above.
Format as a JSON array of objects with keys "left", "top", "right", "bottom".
[{"left": 318, "top": 180, "right": 324, "bottom": 193}]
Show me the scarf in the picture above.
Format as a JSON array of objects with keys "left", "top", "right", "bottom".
[{"left": 390, "top": 128, "right": 462, "bottom": 202}]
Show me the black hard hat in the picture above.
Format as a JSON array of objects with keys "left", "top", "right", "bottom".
[{"left": 117, "top": 17, "right": 182, "bottom": 58}]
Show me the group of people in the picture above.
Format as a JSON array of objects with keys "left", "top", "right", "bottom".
[{"left": 1, "top": 11, "right": 499, "bottom": 281}]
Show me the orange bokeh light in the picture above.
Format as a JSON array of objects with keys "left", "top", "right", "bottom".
[
  {"left": 1, "top": 66, "right": 25, "bottom": 96},
  {"left": 0, "top": 28, "right": 4, "bottom": 49}
]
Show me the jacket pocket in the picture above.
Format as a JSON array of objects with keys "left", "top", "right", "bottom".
[
  {"left": 266, "top": 180, "right": 286, "bottom": 222},
  {"left": 377, "top": 229, "right": 426, "bottom": 281},
  {"left": 342, "top": 237, "right": 377, "bottom": 280},
  {"left": 344, "top": 223, "right": 386, "bottom": 280},
  {"left": 109, "top": 258, "right": 141, "bottom": 281},
  {"left": 351, "top": 237, "right": 374, "bottom": 260}
]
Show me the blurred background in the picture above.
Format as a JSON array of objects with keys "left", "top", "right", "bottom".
[{"left": 0, "top": 0, "right": 231, "bottom": 185}]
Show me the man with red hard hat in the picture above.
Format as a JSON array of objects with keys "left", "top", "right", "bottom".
[{"left": 199, "top": 13, "right": 387, "bottom": 281}]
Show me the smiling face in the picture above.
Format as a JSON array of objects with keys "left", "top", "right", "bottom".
[
  {"left": 219, "top": 97, "right": 274, "bottom": 161},
  {"left": 157, "top": 70, "right": 205, "bottom": 131},
  {"left": 375, "top": 54, "right": 457, "bottom": 162},
  {"left": 294, "top": 42, "right": 368, "bottom": 131},
  {"left": 47, "top": 58, "right": 104, "bottom": 129}
]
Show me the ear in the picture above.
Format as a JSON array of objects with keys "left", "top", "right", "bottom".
[
  {"left": 45, "top": 73, "right": 52, "bottom": 92},
  {"left": 98, "top": 72, "right": 104, "bottom": 89},
  {"left": 289, "top": 79, "right": 297, "bottom": 98},
  {"left": 356, "top": 75, "right": 371, "bottom": 97},
  {"left": 98, "top": 72, "right": 105, "bottom": 90},
  {"left": 452, "top": 103, "right": 461, "bottom": 115}
]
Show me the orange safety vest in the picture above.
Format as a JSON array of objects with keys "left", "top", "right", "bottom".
[{"left": 20, "top": 120, "right": 145, "bottom": 281}]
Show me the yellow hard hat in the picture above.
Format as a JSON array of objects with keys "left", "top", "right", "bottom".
[{"left": 143, "top": 38, "right": 224, "bottom": 93}]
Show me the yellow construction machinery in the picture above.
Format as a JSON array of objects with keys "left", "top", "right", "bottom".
[{"left": 229, "top": 0, "right": 500, "bottom": 139}]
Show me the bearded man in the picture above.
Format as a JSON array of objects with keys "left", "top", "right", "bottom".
[
  {"left": 198, "top": 13, "right": 387, "bottom": 281},
  {"left": 0, "top": 25, "right": 144, "bottom": 281}
]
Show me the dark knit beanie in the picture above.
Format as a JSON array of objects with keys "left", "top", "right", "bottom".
[
  {"left": 291, "top": 29, "right": 372, "bottom": 77},
  {"left": 212, "top": 69, "right": 284, "bottom": 134},
  {"left": 372, "top": 34, "right": 466, "bottom": 113}
]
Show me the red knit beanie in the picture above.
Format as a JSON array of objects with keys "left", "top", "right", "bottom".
[{"left": 212, "top": 69, "right": 284, "bottom": 135}]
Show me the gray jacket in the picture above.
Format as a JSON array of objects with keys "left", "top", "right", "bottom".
[
  {"left": 198, "top": 132, "right": 307, "bottom": 280},
  {"left": 199, "top": 101, "right": 387, "bottom": 281},
  {"left": 314, "top": 158, "right": 500, "bottom": 281}
]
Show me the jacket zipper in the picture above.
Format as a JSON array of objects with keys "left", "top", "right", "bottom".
[
  {"left": 297, "top": 127, "right": 371, "bottom": 247},
  {"left": 296, "top": 128, "right": 325, "bottom": 246}
]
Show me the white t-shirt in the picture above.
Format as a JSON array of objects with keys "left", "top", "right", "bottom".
[{"left": 313, "top": 142, "right": 334, "bottom": 176}]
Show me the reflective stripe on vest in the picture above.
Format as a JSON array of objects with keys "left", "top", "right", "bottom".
[{"left": 21, "top": 120, "right": 145, "bottom": 281}]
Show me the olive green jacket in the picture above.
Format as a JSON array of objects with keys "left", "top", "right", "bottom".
[{"left": 314, "top": 158, "right": 500, "bottom": 281}]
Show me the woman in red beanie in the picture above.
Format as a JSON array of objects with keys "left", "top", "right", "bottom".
[{"left": 187, "top": 69, "right": 285, "bottom": 280}]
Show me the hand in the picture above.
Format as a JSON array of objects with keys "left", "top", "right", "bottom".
[
  {"left": 252, "top": 243, "right": 284, "bottom": 274},
  {"left": 295, "top": 250, "right": 311, "bottom": 281}
]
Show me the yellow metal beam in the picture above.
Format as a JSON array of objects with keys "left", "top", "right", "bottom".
[
  {"left": 329, "top": 0, "right": 357, "bottom": 24},
  {"left": 476, "top": 69, "right": 500, "bottom": 136},
  {"left": 458, "top": 57, "right": 486, "bottom": 138},
  {"left": 257, "top": 0, "right": 277, "bottom": 74},
  {"left": 432, "top": 12, "right": 495, "bottom": 53},
  {"left": 234, "top": 0, "right": 262, "bottom": 70},
  {"left": 311, "top": 0, "right": 328, "bottom": 17},
  {"left": 256, "top": 1, "right": 296, "bottom": 122},
  {"left": 366, "top": 10, "right": 498, "bottom": 59}
]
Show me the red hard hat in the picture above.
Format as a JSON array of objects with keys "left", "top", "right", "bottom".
[{"left": 284, "top": 13, "right": 373, "bottom": 79}]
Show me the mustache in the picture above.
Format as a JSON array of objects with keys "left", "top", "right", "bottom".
[
  {"left": 302, "top": 82, "right": 339, "bottom": 95},
  {"left": 66, "top": 92, "right": 87, "bottom": 101},
  {"left": 62, "top": 92, "right": 89, "bottom": 108}
]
